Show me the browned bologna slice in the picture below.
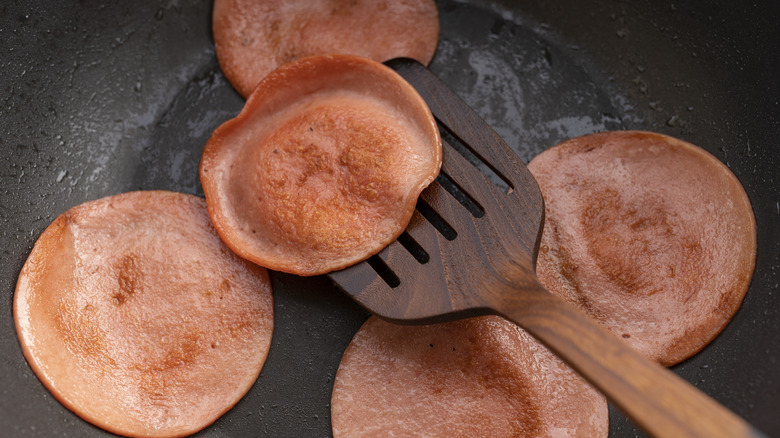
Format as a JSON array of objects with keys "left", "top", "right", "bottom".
[
  {"left": 528, "top": 131, "right": 756, "bottom": 366},
  {"left": 200, "top": 54, "right": 442, "bottom": 276},
  {"left": 213, "top": 0, "right": 440, "bottom": 98},
  {"left": 331, "top": 316, "right": 608, "bottom": 437},
  {"left": 14, "top": 191, "right": 274, "bottom": 438}
]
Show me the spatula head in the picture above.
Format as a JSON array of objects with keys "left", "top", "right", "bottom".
[{"left": 328, "top": 58, "right": 545, "bottom": 324}]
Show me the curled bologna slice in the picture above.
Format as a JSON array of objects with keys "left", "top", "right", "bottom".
[
  {"left": 200, "top": 54, "right": 442, "bottom": 276},
  {"left": 331, "top": 316, "right": 608, "bottom": 437},
  {"left": 213, "top": 0, "right": 440, "bottom": 97},
  {"left": 14, "top": 191, "right": 274, "bottom": 438},
  {"left": 528, "top": 131, "right": 757, "bottom": 366}
]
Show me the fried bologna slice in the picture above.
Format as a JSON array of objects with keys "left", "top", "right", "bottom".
[
  {"left": 200, "top": 54, "right": 442, "bottom": 276},
  {"left": 14, "top": 191, "right": 274, "bottom": 438},
  {"left": 331, "top": 316, "right": 608, "bottom": 437},
  {"left": 213, "top": 0, "right": 439, "bottom": 97},
  {"left": 528, "top": 131, "right": 757, "bottom": 366}
]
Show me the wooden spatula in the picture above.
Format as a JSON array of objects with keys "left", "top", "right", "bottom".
[{"left": 328, "top": 58, "right": 765, "bottom": 438}]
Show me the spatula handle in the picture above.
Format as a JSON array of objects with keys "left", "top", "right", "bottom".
[{"left": 493, "top": 282, "right": 767, "bottom": 438}]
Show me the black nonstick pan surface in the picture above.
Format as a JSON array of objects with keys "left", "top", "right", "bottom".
[{"left": 1, "top": 0, "right": 778, "bottom": 436}]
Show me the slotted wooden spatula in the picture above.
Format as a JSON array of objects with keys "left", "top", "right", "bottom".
[{"left": 328, "top": 58, "right": 765, "bottom": 438}]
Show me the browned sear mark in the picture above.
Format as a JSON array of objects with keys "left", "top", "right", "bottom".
[{"left": 114, "top": 254, "right": 141, "bottom": 305}]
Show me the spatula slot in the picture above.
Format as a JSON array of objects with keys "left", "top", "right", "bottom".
[
  {"left": 435, "top": 171, "right": 485, "bottom": 218},
  {"left": 366, "top": 255, "right": 401, "bottom": 288},
  {"left": 436, "top": 120, "right": 513, "bottom": 194},
  {"left": 396, "top": 231, "right": 429, "bottom": 264},
  {"left": 416, "top": 198, "right": 458, "bottom": 241}
]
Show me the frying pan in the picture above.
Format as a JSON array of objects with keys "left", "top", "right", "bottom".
[{"left": 1, "top": 0, "right": 777, "bottom": 436}]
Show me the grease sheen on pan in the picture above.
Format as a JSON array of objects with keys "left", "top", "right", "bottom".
[
  {"left": 14, "top": 191, "right": 274, "bottom": 438},
  {"left": 200, "top": 54, "right": 442, "bottom": 276},
  {"left": 528, "top": 131, "right": 756, "bottom": 366},
  {"left": 213, "top": 0, "right": 440, "bottom": 97},
  {"left": 331, "top": 316, "right": 608, "bottom": 437}
]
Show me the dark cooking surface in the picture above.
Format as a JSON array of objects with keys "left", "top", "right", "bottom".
[{"left": 1, "top": 0, "right": 777, "bottom": 436}]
